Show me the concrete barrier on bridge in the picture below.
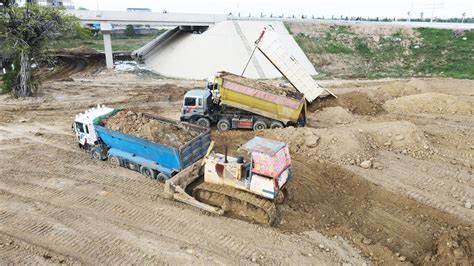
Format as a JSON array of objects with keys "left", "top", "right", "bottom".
[
  {"left": 140, "top": 20, "right": 317, "bottom": 79},
  {"left": 69, "top": 10, "right": 227, "bottom": 26}
]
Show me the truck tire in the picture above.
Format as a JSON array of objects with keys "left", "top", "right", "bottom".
[
  {"left": 253, "top": 120, "right": 267, "bottom": 131},
  {"left": 217, "top": 119, "right": 231, "bottom": 131},
  {"left": 91, "top": 148, "right": 104, "bottom": 161},
  {"left": 156, "top": 173, "right": 168, "bottom": 181},
  {"left": 108, "top": 155, "right": 121, "bottom": 167},
  {"left": 196, "top": 117, "right": 211, "bottom": 128},
  {"left": 140, "top": 166, "right": 156, "bottom": 179},
  {"left": 270, "top": 121, "right": 284, "bottom": 129}
]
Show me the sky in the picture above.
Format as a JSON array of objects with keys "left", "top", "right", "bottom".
[{"left": 72, "top": 0, "right": 473, "bottom": 18}]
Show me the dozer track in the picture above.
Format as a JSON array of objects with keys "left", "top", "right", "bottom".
[{"left": 192, "top": 182, "right": 277, "bottom": 225}]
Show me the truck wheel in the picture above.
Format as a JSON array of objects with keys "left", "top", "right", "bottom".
[
  {"left": 217, "top": 119, "right": 231, "bottom": 131},
  {"left": 108, "top": 155, "right": 121, "bottom": 167},
  {"left": 140, "top": 166, "right": 156, "bottom": 179},
  {"left": 156, "top": 173, "right": 168, "bottom": 181},
  {"left": 196, "top": 118, "right": 211, "bottom": 128},
  {"left": 91, "top": 148, "right": 103, "bottom": 161},
  {"left": 253, "top": 120, "right": 267, "bottom": 131},
  {"left": 270, "top": 121, "right": 284, "bottom": 129}
]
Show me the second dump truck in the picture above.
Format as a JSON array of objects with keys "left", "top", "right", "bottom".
[{"left": 180, "top": 71, "right": 307, "bottom": 131}]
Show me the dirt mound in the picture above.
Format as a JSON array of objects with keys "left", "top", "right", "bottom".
[
  {"left": 278, "top": 160, "right": 473, "bottom": 265},
  {"left": 307, "top": 106, "right": 355, "bottom": 128},
  {"left": 263, "top": 120, "right": 433, "bottom": 164},
  {"left": 310, "top": 91, "right": 383, "bottom": 115},
  {"left": 370, "top": 82, "right": 420, "bottom": 104},
  {"left": 360, "top": 120, "right": 433, "bottom": 158},
  {"left": 425, "top": 232, "right": 473, "bottom": 265},
  {"left": 263, "top": 126, "right": 373, "bottom": 164},
  {"left": 104, "top": 110, "right": 199, "bottom": 147},
  {"left": 383, "top": 92, "right": 473, "bottom": 115}
]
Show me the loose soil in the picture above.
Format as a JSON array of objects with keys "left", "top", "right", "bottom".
[
  {"left": 383, "top": 92, "right": 473, "bottom": 115},
  {"left": 263, "top": 120, "right": 433, "bottom": 164},
  {"left": 370, "top": 82, "right": 421, "bottom": 104},
  {"left": 220, "top": 72, "right": 303, "bottom": 100},
  {"left": 104, "top": 110, "right": 200, "bottom": 148},
  {"left": 309, "top": 91, "right": 383, "bottom": 115},
  {"left": 307, "top": 106, "right": 355, "bottom": 127},
  {"left": 279, "top": 160, "right": 473, "bottom": 265}
]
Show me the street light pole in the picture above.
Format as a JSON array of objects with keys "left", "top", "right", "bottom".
[{"left": 425, "top": 2, "right": 444, "bottom": 23}]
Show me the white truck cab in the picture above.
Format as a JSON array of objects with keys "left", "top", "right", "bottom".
[{"left": 73, "top": 105, "right": 114, "bottom": 149}]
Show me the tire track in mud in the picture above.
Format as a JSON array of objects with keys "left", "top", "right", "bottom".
[
  {"left": 347, "top": 151, "right": 474, "bottom": 223},
  {"left": 0, "top": 189, "right": 252, "bottom": 264},
  {"left": 0, "top": 140, "right": 273, "bottom": 262},
  {"left": 0, "top": 137, "right": 369, "bottom": 265},
  {"left": 433, "top": 145, "right": 474, "bottom": 166},
  {"left": 0, "top": 126, "right": 78, "bottom": 153},
  {"left": 0, "top": 176, "right": 263, "bottom": 262},
  {"left": 0, "top": 192, "right": 170, "bottom": 264},
  {"left": 0, "top": 233, "right": 74, "bottom": 265}
]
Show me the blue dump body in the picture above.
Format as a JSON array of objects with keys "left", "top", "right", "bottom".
[{"left": 94, "top": 112, "right": 211, "bottom": 178}]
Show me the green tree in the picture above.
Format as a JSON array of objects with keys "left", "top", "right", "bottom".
[
  {"left": 0, "top": 0, "right": 15, "bottom": 8},
  {"left": 1, "top": 4, "right": 80, "bottom": 97},
  {"left": 125, "top": 24, "right": 136, "bottom": 37}
]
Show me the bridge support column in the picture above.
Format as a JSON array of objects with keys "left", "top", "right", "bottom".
[{"left": 100, "top": 22, "right": 114, "bottom": 69}]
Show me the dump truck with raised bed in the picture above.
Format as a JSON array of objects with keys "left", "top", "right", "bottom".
[
  {"left": 180, "top": 71, "right": 307, "bottom": 131},
  {"left": 73, "top": 106, "right": 211, "bottom": 179},
  {"left": 73, "top": 106, "right": 292, "bottom": 224},
  {"left": 180, "top": 27, "right": 336, "bottom": 131}
]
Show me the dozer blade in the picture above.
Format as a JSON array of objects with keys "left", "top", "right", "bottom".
[
  {"left": 164, "top": 160, "right": 201, "bottom": 198},
  {"left": 164, "top": 141, "right": 214, "bottom": 199},
  {"left": 173, "top": 186, "right": 224, "bottom": 215},
  {"left": 164, "top": 159, "right": 224, "bottom": 216}
]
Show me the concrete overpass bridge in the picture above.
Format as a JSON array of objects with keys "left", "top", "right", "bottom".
[
  {"left": 67, "top": 10, "right": 228, "bottom": 68},
  {"left": 69, "top": 10, "right": 227, "bottom": 27},
  {"left": 68, "top": 10, "right": 474, "bottom": 72}
]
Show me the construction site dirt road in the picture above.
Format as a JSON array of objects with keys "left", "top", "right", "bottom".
[{"left": 0, "top": 69, "right": 472, "bottom": 264}]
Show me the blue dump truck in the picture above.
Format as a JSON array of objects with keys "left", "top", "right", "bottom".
[{"left": 73, "top": 106, "right": 211, "bottom": 179}]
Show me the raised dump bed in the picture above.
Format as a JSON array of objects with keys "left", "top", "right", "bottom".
[{"left": 216, "top": 72, "right": 306, "bottom": 125}]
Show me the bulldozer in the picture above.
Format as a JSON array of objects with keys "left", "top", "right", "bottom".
[{"left": 164, "top": 136, "right": 292, "bottom": 224}]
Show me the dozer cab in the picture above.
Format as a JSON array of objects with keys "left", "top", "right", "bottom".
[{"left": 165, "top": 137, "right": 292, "bottom": 225}]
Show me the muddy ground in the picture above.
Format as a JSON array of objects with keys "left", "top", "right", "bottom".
[{"left": 0, "top": 67, "right": 472, "bottom": 264}]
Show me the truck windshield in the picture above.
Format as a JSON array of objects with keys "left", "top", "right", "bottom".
[
  {"left": 75, "top": 122, "right": 85, "bottom": 133},
  {"left": 184, "top": 97, "right": 196, "bottom": 106}
]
